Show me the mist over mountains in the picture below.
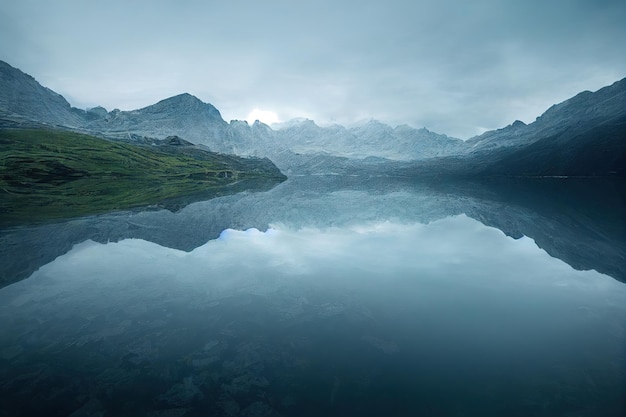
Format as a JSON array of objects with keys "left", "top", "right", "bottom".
[{"left": 1, "top": 59, "right": 625, "bottom": 176}]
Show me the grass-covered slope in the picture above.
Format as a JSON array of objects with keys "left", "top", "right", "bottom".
[{"left": 0, "top": 129, "right": 286, "bottom": 226}]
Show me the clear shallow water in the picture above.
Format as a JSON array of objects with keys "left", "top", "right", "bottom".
[{"left": 0, "top": 178, "right": 625, "bottom": 416}]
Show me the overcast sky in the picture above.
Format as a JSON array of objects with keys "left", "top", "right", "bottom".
[{"left": 1, "top": 0, "right": 625, "bottom": 138}]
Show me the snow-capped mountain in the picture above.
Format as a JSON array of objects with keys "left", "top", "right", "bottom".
[
  {"left": 1, "top": 59, "right": 625, "bottom": 176},
  {"left": 0, "top": 60, "right": 464, "bottom": 164},
  {"left": 272, "top": 119, "right": 463, "bottom": 160}
]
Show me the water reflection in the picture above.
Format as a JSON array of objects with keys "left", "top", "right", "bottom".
[
  {"left": 1, "top": 215, "right": 624, "bottom": 416},
  {"left": 2, "top": 177, "right": 625, "bottom": 288}
]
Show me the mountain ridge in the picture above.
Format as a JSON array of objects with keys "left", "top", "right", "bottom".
[
  {"left": 1, "top": 59, "right": 625, "bottom": 176},
  {"left": 0, "top": 60, "right": 85, "bottom": 127}
]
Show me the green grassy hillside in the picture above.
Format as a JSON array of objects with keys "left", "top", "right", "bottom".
[{"left": 0, "top": 129, "right": 285, "bottom": 226}]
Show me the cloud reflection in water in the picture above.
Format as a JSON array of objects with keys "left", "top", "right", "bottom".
[{"left": 1, "top": 215, "right": 624, "bottom": 416}]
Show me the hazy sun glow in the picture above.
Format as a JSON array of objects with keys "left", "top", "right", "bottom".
[{"left": 246, "top": 108, "right": 280, "bottom": 125}]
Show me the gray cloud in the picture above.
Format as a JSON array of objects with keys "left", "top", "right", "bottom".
[{"left": 1, "top": 0, "right": 625, "bottom": 138}]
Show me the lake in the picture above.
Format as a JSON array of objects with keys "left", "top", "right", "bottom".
[{"left": 1, "top": 177, "right": 625, "bottom": 417}]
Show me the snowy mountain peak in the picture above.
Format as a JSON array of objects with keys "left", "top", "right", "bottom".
[
  {"left": 252, "top": 120, "right": 273, "bottom": 133},
  {"left": 2, "top": 59, "right": 624, "bottom": 175},
  {"left": 271, "top": 118, "right": 314, "bottom": 130}
]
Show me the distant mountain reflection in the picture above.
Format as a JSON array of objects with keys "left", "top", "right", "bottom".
[
  {"left": 427, "top": 177, "right": 626, "bottom": 282},
  {"left": 1, "top": 176, "right": 624, "bottom": 288},
  {"left": 1, "top": 205, "right": 624, "bottom": 416}
]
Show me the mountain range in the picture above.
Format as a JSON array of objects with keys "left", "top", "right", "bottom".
[
  {"left": 1, "top": 60, "right": 625, "bottom": 287},
  {"left": 1, "top": 59, "right": 625, "bottom": 176}
]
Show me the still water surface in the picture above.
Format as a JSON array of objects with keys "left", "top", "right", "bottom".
[{"left": 1, "top": 178, "right": 624, "bottom": 416}]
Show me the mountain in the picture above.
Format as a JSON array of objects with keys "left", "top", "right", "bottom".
[
  {"left": 476, "top": 114, "right": 626, "bottom": 176},
  {"left": 1, "top": 59, "right": 624, "bottom": 177},
  {"left": 462, "top": 78, "right": 626, "bottom": 176},
  {"left": 272, "top": 119, "right": 463, "bottom": 160},
  {"left": 0, "top": 128, "right": 286, "bottom": 227},
  {"left": 82, "top": 93, "right": 232, "bottom": 153},
  {"left": 397, "top": 77, "right": 626, "bottom": 178},
  {"left": 0, "top": 60, "right": 462, "bottom": 166},
  {"left": 0, "top": 60, "right": 85, "bottom": 127},
  {"left": 466, "top": 78, "right": 626, "bottom": 152}
]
